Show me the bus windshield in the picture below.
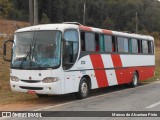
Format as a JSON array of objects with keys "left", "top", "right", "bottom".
[{"left": 12, "top": 31, "right": 61, "bottom": 69}]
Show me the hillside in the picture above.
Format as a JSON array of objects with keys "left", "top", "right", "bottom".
[
  {"left": 0, "top": 19, "right": 29, "bottom": 80},
  {"left": 0, "top": 19, "right": 29, "bottom": 35}
]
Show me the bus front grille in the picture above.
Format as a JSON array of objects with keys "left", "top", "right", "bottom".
[
  {"left": 21, "top": 80, "right": 41, "bottom": 83},
  {"left": 19, "top": 86, "right": 43, "bottom": 90}
]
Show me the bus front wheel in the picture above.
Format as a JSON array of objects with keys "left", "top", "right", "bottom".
[{"left": 75, "top": 77, "right": 89, "bottom": 99}]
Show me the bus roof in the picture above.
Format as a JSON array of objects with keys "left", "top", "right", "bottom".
[{"left": 15, "top": 22, "right": 154, "bottom": 41}]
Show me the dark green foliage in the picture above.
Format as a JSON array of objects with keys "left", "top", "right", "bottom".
[
  {"left": 0, "top": 0, "right": 160, "bottom": 32},
  {"left": 40, "top": 13, "right": 50, "bottom": 24}
]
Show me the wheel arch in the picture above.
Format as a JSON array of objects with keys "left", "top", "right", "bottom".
[{"left": 81, "top": 75, "right": 91, "bottom": 90}]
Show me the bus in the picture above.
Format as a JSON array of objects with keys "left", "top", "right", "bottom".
[{"left": 3, "top": 22, "right": 155, "bottom": 99}]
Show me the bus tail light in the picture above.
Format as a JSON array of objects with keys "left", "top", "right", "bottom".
[
  {"left": 42, "top": 77, "right": 59, "bottom": 83},
  {"left": 10, "top": 76, "right": 19, "bottom": 82}
]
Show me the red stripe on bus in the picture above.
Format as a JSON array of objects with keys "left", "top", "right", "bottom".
[
  {"left": 79, "top": 25, "right": 92, "bottom": 31},
  {"left": 111, "top": 54, "right": 122, "bottom": 67},
  {"left": 111, "top": 54, "right": 124, "bottom": 84},
  {"left": 90, "top": 54, "right": 109, "bottom": 88},
  {"left": 102, "top": 29, "right": 112, "bottom": 35}
]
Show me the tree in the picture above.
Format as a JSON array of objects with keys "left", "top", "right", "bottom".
[
  {"left": 102, "top": 17, "right": 114, "bottom": 30},
  {"left": 40, "top": 13, "right": 50, "bottom": 24},
  {"left": 1, "top": 0, "right": 160, "bottom": 33},
  {"left": 0, "top": 0, "right": 14, "bottom": 19}
]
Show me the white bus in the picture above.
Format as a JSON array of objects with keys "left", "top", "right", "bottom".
[{"left": 3, "top": 22, "right": 155, "bottom": 99}]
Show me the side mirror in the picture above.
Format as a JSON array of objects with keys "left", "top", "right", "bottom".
[{"left": 3, "top": 40, "right": 14, "bottom": 62}]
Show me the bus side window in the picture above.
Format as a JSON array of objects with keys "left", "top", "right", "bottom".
[
  {"left": 100, "top": 34, "right": 105, "bottom": 52},
  {"left": 85, "top": 32, "right": 95, "bottom": 52},
  {"left": 81, "top": 32, "right": 96, "bottom": 52},
  {"left": 150, "top": 41, "right": 154, "bottom": 54},
  {"left": 81, "top": 32, "right": 85, "bottom": 51},
  {"left": 138, "top": 40, "right": 142, "bottom": 53},
  {"left": 95, "top": 33, "right": 100, "bottom": 51},
  {"left": 117, "top": 37, "right": 124, "bottom": 53},
  {"left": 129, "top": 39, "right": 132, "bottom": 53},
  {"left": 148, "top": 41, "right": 154, "bottom": 54},
  {"left": 131, "top": 38, "right": 138, "bottom": 54},
  {"left": 104, "top": 35, "right": 112, "bottom": 52},
  {"left": 112, "top": 36, "right": 116, "bottom": 52}
]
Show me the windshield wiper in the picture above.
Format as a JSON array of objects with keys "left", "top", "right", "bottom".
[{"left": 18, "top": 51, "right": 31, "bottom": 68}]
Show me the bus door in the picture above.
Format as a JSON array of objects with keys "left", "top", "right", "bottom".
[{"left": 63, "top": 29, "right": 79, "bottom": 93}]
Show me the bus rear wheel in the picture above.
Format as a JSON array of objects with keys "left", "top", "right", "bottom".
[
  {"left": 130, "top": 72, "right": 138, "bottom": 87},
  {"left": 75, "top": 78, "right": 89, "bottom": 99}
]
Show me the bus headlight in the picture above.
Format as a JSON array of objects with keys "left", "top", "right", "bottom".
[
  {"left": 42, "top": 77, "right": 59, "bottom": 83},
  {"left": 10, "top": 76, "right": 19, "bottom": 82}
]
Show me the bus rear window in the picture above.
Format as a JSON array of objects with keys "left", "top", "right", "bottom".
[{"left": 142, "top": 40, "right": 148, "bottom": 54}]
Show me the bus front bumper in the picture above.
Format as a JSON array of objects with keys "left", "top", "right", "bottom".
[{"left": 10, "top": 80, "right": 62, "bottom": 95}]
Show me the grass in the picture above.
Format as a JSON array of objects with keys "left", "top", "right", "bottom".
[{"left": 0, "top": 47, "right": 160, "bottom": 105}]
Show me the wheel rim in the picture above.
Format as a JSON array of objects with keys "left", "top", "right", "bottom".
[
  {"left": 133, "top": 74, "right": 138, "bottom": 86},
  {"left": 81, "top": 82, "right": 88, "bottom": 97}
]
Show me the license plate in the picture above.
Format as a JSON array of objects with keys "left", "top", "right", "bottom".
[{"left": 27, "top": 90, "right": 36, "bottom": 94}]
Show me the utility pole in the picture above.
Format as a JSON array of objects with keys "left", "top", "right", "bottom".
[
  {"left": 83, "top": 0, "right": 86, "bottom": 25},
  {"left": 34, "top": 0, "right": 38, "bottom": 25},
  {"left": 100, "top": 0, "right": 104, "bottom": 26},
  {"left": 29, "top": 0, "right": 33, "bottom": 25},
  {"left": 135, "top": 12, "right": 138, "bottom": 34}
]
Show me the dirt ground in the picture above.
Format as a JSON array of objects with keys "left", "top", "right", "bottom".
[{"left": 0, "top": 93, "right": 76, "bottom": 111}]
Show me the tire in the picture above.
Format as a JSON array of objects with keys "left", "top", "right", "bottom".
[
  {"left": 130, "top": 72, "right": 138, "bottom": 87},
  {"left": 36, "top": 94, "right": 49, "bottom": 97},
  {"left": 75, "top": 78, "right": 89, "bottom": 99}
]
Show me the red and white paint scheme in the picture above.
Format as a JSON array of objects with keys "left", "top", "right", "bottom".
[{"left": 6, "top": 22, "right": 155, "bottom": 99}]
